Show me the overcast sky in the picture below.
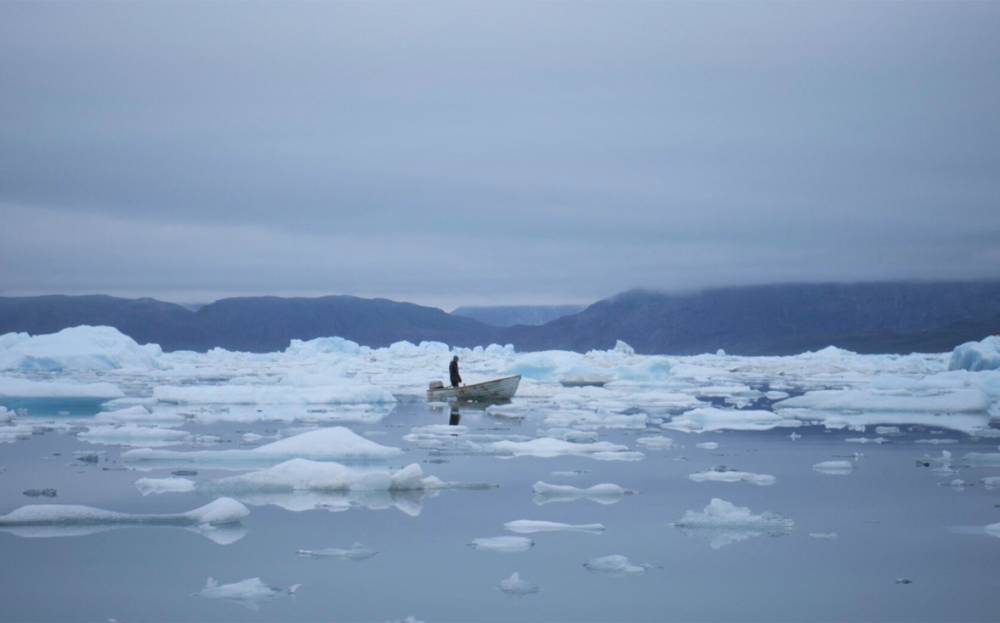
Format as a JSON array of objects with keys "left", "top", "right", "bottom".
[{"left": 2, "top": 2, "right": 999, "bottom": 310}]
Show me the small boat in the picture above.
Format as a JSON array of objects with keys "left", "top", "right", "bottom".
[{"left": 427, "top": 375, "right": 522, "bottom": 402}]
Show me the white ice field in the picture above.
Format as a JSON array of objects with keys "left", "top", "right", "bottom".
[{"left": 1, "top": 326, "right": 999, "bottom": 621}]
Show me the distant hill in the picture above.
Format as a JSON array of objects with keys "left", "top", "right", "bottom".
[
  {"left": 503, "top": 282, "right": 1000, "bottom": 355},
  {"left": 451, "top": 304, "right": 584, "bottom": 327},
  {"left": 1, "top": 282, "right": 997, "bottom": 354}
]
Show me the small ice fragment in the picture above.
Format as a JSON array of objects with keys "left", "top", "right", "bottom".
[
  {"left": 532, "top": 481, "right": 631, "bottom": 504},
  {"left": 197, "top": 577, "right": 300, "bottom": 610},
  {"left": 845, "top": 437, "right": 887, "bottom": 445},
  {"left": 296, "top": 543, "right": 377, "bottom": 560},
  {"left": 875, "top": 426, "right": 900, "bottom": 435},
  {"left": 583, "top": 554, "right": 647, "bottom": 575},
  {"left": 504, "top": 519, "right": 605, "bottom": 534},
  {"left": 813, "top": 460, "right": 853, "bottom": 475},
  {"left": 672, "top": 498, "right": 793, "bottom": 549},
  {"left": 22, "top": 489, "right": 57, "bottom": 498},
  {"left": 809, "top": 532, "right": 838, "bottom": 540},
  {"left": 915, "top": 439, "right": 957, "bottom": 445},
  {"left": 135, "top": 477, "right": 196, "bottom": 496},
  {"left": 499, "top": 572, "right": 539, "bottom": 595},
  {"left": 788, "top": 432, "right": 802, "bottom": 440},
  {"left": 636, "top": 436, "right": 674, "bottom": 450},
  {"left": 895, "top": 578, "right": 913, "bottom": 585},
  {"left": 172, "top": 470, "right": 198, "bottom": 477},
  {"left": 982, "top": 477, "right": 1000, "bottom": 489},
  {"left": 470, "top": 536, "right": 534, "bottom": 553},
  {"left": 985, "top": 522, "right": 1000, "bottom": 538},
  {"left": 688, "top": 470, "right": 775, "bottom": 486},
  {"left": 695, "top": 442, "right": 719, "bottom": 450}
]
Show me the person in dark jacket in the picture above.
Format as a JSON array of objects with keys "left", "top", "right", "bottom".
[{"left": 449, "top": 356, "right": 462, "bottom": 387}]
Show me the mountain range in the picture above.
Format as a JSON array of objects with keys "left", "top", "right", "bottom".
[{"left": 1, "top": 281, "right": 997, "bottom": 355}]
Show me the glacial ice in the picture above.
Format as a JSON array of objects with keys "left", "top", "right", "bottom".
[
  {"left": 197, "top": 577, "right": 300, "bottom": 610},
  {"left": 491, "top": 437, "right": 637, "bottom": 460},
  {"left": 499, "top": 572, "right": 539, "bottom": 595},
  {"left": 197, "top": 459, "right": 447, "bottom": 494},
  {"left": 470, "top": 536, "right": 534, "bottom": 552},
  {"left": 688, "top": 470, "right": 776, "bottom": 486},
  {"left": 123, "top": 427, "right": 402, "bottom": 466},
  {"left": 532, "top": 481, "right": 631, "bottom": 504},
  {"left": 504, "top": 519, "right": 605, "bottom": 534},
  {"left": 0, "top": 377, "right": 124, "bottom": 400}
]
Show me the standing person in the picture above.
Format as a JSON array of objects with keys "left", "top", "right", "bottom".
[{"left": 449, "top": 355, "right": 462, "bottom": 387}]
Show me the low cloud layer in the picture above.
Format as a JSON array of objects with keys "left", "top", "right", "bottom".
[{"left": 2, "top": 2, "right": 998, "bottom": 308}]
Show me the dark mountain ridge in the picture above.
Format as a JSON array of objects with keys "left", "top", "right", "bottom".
[{"left": 1, "top": 281, "right": 997, "bottom": 355}]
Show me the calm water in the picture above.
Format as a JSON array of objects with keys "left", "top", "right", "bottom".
[{"left": 1, "top": 399, "right": 999, "bottom": 622}]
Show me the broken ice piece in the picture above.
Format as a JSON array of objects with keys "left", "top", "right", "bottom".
[{"left": 499, "top": 572, "right": 539, "bottom": 595}]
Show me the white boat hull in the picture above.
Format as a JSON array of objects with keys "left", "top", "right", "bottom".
[{"left": 427, "top": 375, "right": 521, "bottom": 402}]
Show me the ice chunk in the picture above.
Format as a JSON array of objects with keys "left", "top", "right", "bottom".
[
  {"left": 583, "top": 554, "right": 648, "bottom": 575},
  {"left": 123, "top": 427, "right": 402, "bottom": 466},
  {"left": 470, "top": 536, "right": 534, "bottom": 553},
  {"left": 965, "top": 452, "right": 1000, "bottom": 466},
  {"left": 153, "top": 383, "right": 395, "bottom": 405},
  {"left": 688, "top": 470, "right": 775, "bottom": 486},
  {"left": 543, "top": 410, "right": 647, "bottom": 431},
  {"left": 981, "top": 477, "right": 1000, "bottom": 489},
  {"left": 504, "top": 519, "right": 604, "bottom": 534},
  {"left": 914, "top": 438, "right": 957, "bottom": 445},
  {"left": 949, "top": 336, "right": 1000, "bottom": 371},
  {"left": 695, "top": 441, "right": 720, "bottom": 450},
  {"left": 499, "top": 572, "right": 539, "bottom": 595},
  {"left": 198, "top": 459, "right": 446, "bottom": 494},
  {"left": 985, "top": 522, "right": 1000, "bottom": 538},
  {"left": 23, "top": 488, "right": 57, "bottom": 498},
  {"left": 135, "top": 477, "right": 196, "bottom": 496},
  {"left": 285, "top": 336, "right": 363, "bottom": 356},
  {"left": 94, "top": 405, "right": 186, "bottom": 426},
  {"left": 813, "top": 460, "right": 854, "bottom": 475},
  {"left": 532, "top": 481, "right": 631, "bottom": 505},
  {"left": 491, "top": 438, "right": 636, "bottom": 460},
  {"left": 636, "top": 436, "right": 674, "bottom": 450},
  {"left": 197, "top": 577, "right": 300, "bottom": 610},
  {"left": 78, "top": 425, "right": 191, "bottom": 447},
  {"left": 0, "top": 424, "right": 34, "bottom": 443},
  {"left": 775, "top": 388, "right": 990, "bottom": 414},
  {"left": 809, "top": 532, "right": 839, "bottom": 540},
  {"left": 664, "top": 407, "right": 800, "bottom": 433},
  {"left": 672, "top": 498, "right": 793, "bottom": 549},
  {"left": 875, "top": 426, "right": 901, "bottom": 435},
  {"left": 296, "top": 543, "right": 377, "bottom": 560},
  {"left": 0, "top": 326, "right": 161, "bottom": 371},
  {"left": 845, "top": 437, "right": 887, "bottom": 445}
]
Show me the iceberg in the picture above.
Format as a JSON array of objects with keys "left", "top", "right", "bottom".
[
  {"left": 122, "top": 427, "right": 402, "bottom": 466},
  {"left": 197, "top": 577, "right": 300, "bottom": 610},
  {"left": 949, "top": 336, "right": 1000, "bottom": 372},
  {"left": 0, "top": 326, "right": 161, "bottom": 371},
  {"left": 663, "top": 407, "right": 800, "bottom": 433},
  {"left": 672, "top": 498, "right": 793, "bottom": 549},
  {"left": 504, "top": 519, "right": 605, "bottom": 534},
  {"left": 499, "top": 572, "right": 539, "bottom": 595},
  {"left": 470, "top": 536, "right": 534, "bottom": 553}
]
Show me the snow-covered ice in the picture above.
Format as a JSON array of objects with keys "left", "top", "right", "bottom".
[
  {"left": 813, "top": 460, "right": 854, "bottom": 475},
  {"left": 583, "top": 554, "right": 649, "bottom": 575},
  {"left": 135, "top": 477, "right": 197, "bottom": 495},
  {"left": 688, "top": 470, "right": 775, "bottom": 486},
  {"left": 197, "top": 577, "right": 300, "bottom": 610},
  {"left": 470, "top": 536, "right": 534, "bottom": 552},
  {"left": 504, "top": 519, "right": 605, "bottom": 534}
]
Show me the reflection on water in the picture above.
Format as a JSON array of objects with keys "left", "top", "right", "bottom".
[{"left": 1, "top": 399, "right": 1000, "bottom": 622}]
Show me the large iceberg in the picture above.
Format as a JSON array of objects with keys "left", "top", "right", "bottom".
[
  {"left": 949, "top": 336, "right": 1000, "bottom": 372},
  {"left": 0, "top": 326, "right": 161, "bottom": 371}
]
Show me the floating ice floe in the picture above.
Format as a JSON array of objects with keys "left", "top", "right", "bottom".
[
  {"left": 985, "top": 522, "right": 1000, "bottom": 538},
  {"left": 542, "top": 409, "right": 647, "bottom": 431},
  {"left": 491, "top": 437, "right": 642, "bottom": 461},
  {"left": 981, "top": 477, "right": 1000, "bottom": 489},
  {"left": 470, "top": 536, "right": 534, "bottom": 553},
  {"left": 672, "top": 498, "right": 793, "bottom": 549},
  {"left": 122, "top": 427, "right": 402, "bottom": 467},
  {"left": 197, "top": 577, "right": 300, "bottom": 610},
  {"left": 775, "top": 388, "right": 990, "bottom": 414},
  {"left": 499, "top": 572, "right": 539, "bottom": 595},
  {"left": 949, "top": 336, "right": 1000, "bottom": 372},
  {"left": 636, "top": 436, "right": 674, "bottom": 450},
  {"left": 0, "top": 326, "right": 161, "bottom": 371},
  {"left": 296, "top": 543, "right": 377, "bottom": 560},
  {"left": 94, "top": 405, "right": 187, "bottom": 426},
  {"left": 153, "top": 382, "right": 395, "bottom": 405},
  {"left": 688, "top": 470, "right": 775, "bottom": 486},
  {"left": 915, "top": 438, "right": 957, "bottom": 445},
  {"left": 504, "top": 519, "right": 605, "bottom": 534},
  {"left": 135, "top": 477, "right": 197, "bottom": 495},
  {"left": 0, "top": 423, "right": 34, "bottom": 443},
  {"left": 532, "top": 481, "right": 632, "bottom": 505},
  {"left": 78, "top": 425, "right": 192, "bottom": 447},
  {"left": 963, "top": 452, "right": 1000, "bottom": 466},
  {"left": 663, "top": 407, "right": 800, "bottom": 433},
  {"left": 0, "top": 498, "right": 248, "bottom": 543},
  {"left": 695, "top": 441, "right": 720, "bottom": 450},
  {"left": 813, "top": 460, "right": 854, "bottom": 475},
  {"left": 583, "top": 554, "right": 650, "bottom": 575},
  {"left": 845, "top": 437, "right": 887, "bottom": 445},
  {"left": 0, "top": 377, "right": 124, "bottom": 401},
  {"left": 809, "top": 532, "right": 839, "bottom": 539}
]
